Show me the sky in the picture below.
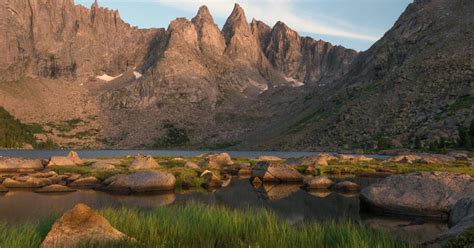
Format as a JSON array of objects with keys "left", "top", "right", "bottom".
[{"left": 75, "top": 0, "right": 412, "bottom": 51}]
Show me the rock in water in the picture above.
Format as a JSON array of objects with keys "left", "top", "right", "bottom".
[
  {"left": 304, "top": 176, "right": 334, "bottom": 190},
  {"left": 360, "top": 172, "right": 474, "bottom": 219},
  {"left": 0, "top": 157, "right": 44, "bottom": 172},
  {"left": 200, "top": 170, "right": 222, "bottom": 188},
  {"left": 41, "top": 203, "right": 131, "bottom": 248},
  {"left": 129, "top": 155, "right": 160, "bottom": 170},
  {"left": 102, "top": 171, "right": 176, "bottom": 193},
  {"left": 331, "top": 181, "right": 360, "bottom": 192},
  {"left": 252, "top": 161, "right": 303, "bottom": 182},
  {"left": 2, "top": 177, "right": 51, "bottom": 188},
  {"left": 67, "top": 151, "right": 84, "bottom": 165},
  {"left": 257, "top": 156, "right": 283, "bottom": 162},
  {"left": 35, "top": 184, "right": 76, "bottom": 193}
]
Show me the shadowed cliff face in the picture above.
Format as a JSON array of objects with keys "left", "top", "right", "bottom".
[
  {"left": 256, "top": 0, "right": 474, "bottom": 151},
  {"left": 0, "top": 1, "right": 357, "bottom": 149}
]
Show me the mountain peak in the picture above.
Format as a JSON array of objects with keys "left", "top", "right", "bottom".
[
  {"left": 222, "top": 3, "right": 250, "bottom": 44},
  {"left": 92, "top": 0, "right": 99, "bottom": 9},
  {"left": 194, "top": 5, "right": 213, "bottom": 22}
]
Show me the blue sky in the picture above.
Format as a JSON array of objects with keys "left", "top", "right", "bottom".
[{"left": 76, "top": 0, "right": 412, "bottom": 51}]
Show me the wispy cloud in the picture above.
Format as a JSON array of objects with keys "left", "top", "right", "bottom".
[{"left": 154, "top": 0, "right": 379, "bottom": 41}]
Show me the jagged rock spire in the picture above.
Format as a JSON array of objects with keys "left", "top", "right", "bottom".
[
  {"left": 222, "top": 3, "right": 250, "bottom": 44},
  {"left": 193, "top": 5, "right": 213, "bottom": 22},
  {"left": 92, "top": 0, "right": 99, "bottom": 9}
]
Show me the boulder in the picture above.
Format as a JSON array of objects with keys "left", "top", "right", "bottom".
[
  {"left": 338, "top": 154, "right": 374, "bottom": 163},
  {"left": 41, "top": 203, "right": 131, "bottom": 248},
  {"left": 2, "top": 177, "right": 51, "bottom": 188},
  {"left": 448, "top": 151, "right": 470, "bottom": 161},
  {"left": 184, "top": 161, "right": 199, "bottom": 170},
  {"left": 92, "top": 159, "right": 121, "bottom": 170},
  {"left": 34, "top": 184, "right": 76, "bottom": 193},
  {"left": 69, "top": 177, "right": 101, "bottom": 188},
  {"left": 385, "top": 154, "right": 455, "bottom": 164},
  {"left": 129, "top": 155, "right": 160, "bottom": 170},
  {"left": 331, "top": 181, "right": 360, "bottom": 192},
  {"left": 67, "top": 151, "right": 84, "bottom": 165},
  {"left": 30, "top": 171, "right": 58, "bottom": 178},
  {"left": 257, "top": 156, "right": 283, "bottom": 161},
  {"left": 286, "top": 153, "right": 337, "bottom": 166},
  {"left": 360, "top": 172, "right": 474, "bottom": 219},
  {"left": 252, "top": 161, "right": 303, "bottom": 182},
  {"left": 0, "top": 157, "right": 44, "bottom": 172},
  {"left": 258, "top": 183, "right": 301, "bottom": 201},
  {"left": 305, "top": 166, "right": 316, "bottom": 175},
  {"left": 304, "top": 176, "right": 334, "bottom": 190},
  {"left": 48, "top": 151, "right": 84, "bottom": 167},
  {"left": 65, "top": 173, "right": 82, "bottom": 181},
  {"left": 449, "top": 198, "right": 474, "bottom": 227},
  {"left": 102, "top": 171, "right": 176, "bottom": 193},
  {"left": 200, "top": 153, "right": 234, "bottom": 169},
  {"left": 200, "top": 170, "right": 223, "bottom": 188},
  {"left": 430, "top": 198, "right": 474, "bottom": 247}
]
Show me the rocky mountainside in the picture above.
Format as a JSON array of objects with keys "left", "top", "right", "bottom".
[
  {"left": 255, "top": 0, "right": 474, "bottom": 151},
  {"left": 0, "top": 0, "right": 356, "bottom": 149}
]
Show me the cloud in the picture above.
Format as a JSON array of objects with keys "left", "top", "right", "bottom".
[{"left": 154, "top": 0, "right": 379, "bottom": 41}]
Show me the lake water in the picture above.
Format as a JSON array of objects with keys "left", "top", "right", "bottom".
[
  {"left": 0, "top": 177, "right": 446, "bottom": 244},
  {"left": 0, "top": 149, "right": 389, "bottom": 159}
]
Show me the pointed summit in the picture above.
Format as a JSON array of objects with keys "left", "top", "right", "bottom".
[
  {"left": 193, "top": 5, "right": 213, "bottom": 22},
  {"left": 191, "top": 5, "right": 226, "bottom": 55},
  {"left": 222, "top": 3, "right": 251, "bottom": 45},
  {"left": 92, "top": 0, "right": 99, "bottom": 9}
]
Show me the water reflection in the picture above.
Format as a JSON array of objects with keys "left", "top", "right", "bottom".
[{"left": 0, "top": 177, "right": 446, "bottom": 244}]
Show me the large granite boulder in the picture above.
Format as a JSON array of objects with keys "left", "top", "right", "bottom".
[
  {"left": 2, "top": 177, "right": 51, "bottom": 188},
  {"left": 385, "top": 154, "right": 455, "bottom": 164},
  {"left": 0, "top": 157, "right": 44, "bottom": 172},
  {"left": 41, "top": 203, "right": 131, "bottom": 248},
  {"left": 102, "top": 171, "right": 176, "bottom": 193},
  {"left": 48, "top": 151, "right": 84, "bottom": 167},
  {"left": 360, "top": 172, "right": 474, "bottom": 219},
  {"left": 129, "top": 155, "right": 160, "bottom": 170},
  {"left": 200, "top": 153, "right": 234, "bottom": 169},
  {"left": 449, "top": 198, "right": 474, "bottom": 227},
  {"left": 304, "top": 176, "right": 334, "bottom": 190},
  {"left": 184, "top": 161, "right": 199, "bottom": 170},
  {"left": 252, "top": 161, "right": 303, "bottom": 182}
]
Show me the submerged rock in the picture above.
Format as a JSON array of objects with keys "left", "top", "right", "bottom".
[
  {"left": 129, "top": 154, "right": 160, "bottom": 170},
  {"left": 34, "top": 184, "right": 76, "bottom": 193},
  {"left": 2, "top": 177, "right": 51, "bottom": 188},
  {"left": 252, "top": 161, "right": 303, "bottom": 182},
  {"left": 360, "top": 172, "right": 474, "bottom": 219},
  {"left": 102, "top": 171, "right": 176, "bottom": 193},
  {"left": 331, "top": 181, "right": 360, "bottom": 192},
  {"left": 0, "top": 157, "right": 44, "bottom": 172},
  {"left": 41, "top": 203, "right": 131, "bottom": 248},
  {"left": 304, "top": 176, "right": 334, "bottom": 190}
]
